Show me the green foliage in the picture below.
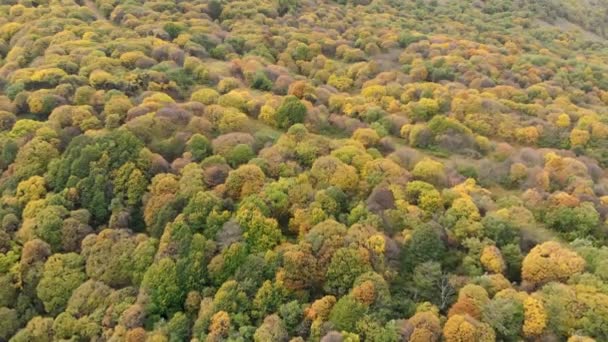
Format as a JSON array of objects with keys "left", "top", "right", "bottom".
[
  {"left": 142, "top": 258, "right": 185, "bottom": 317},
  {"left": 36, "top": 253, "right": 86, "bottom": 315},
  {"left": 401, "top": 224, "right": 445, "bottom": 271},
  {"left": 329, "top": 296, "right": 368, "bottom": 332},
  {"left": 251, "top": 71, "right": 273, "bottom": 91},
  {"left": 324, "top": 247, "right": 372, "bottom": 296},
  {"left": 275, "top": 95, "right": 307, "bottom": 129},
  {"left": 186, "top": 134, "right": 211, "bottom": 161},
  {"left": 545, "top": 203, "right": 600, "bottom": 241}
]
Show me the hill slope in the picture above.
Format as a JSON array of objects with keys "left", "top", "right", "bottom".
[{"left": 1, "top": 0, "right": 608, "bottom": 341}]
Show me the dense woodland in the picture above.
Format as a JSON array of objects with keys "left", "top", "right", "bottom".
[{"left": 1, "top": 0, "right": 608, "bottom": 341}]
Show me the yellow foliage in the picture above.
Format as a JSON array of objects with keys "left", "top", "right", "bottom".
[
  {"left": 190, "top": 88, "right": 219, "bottom": 105},
  {"left": 515, "top": 126, "right": 539, "bottom": 145},
  {"left": 328, "top": 74, "right": 353, "bottom": 91},
  {"left": 119, "top": 51, "right": 145, "bottom": 67},
  {"left": 30, "top": 68, "right": 67, "bottom": 84},
  {"left": 209, "top": 311, "right": 231, "bottom": 338},
  {"left": 400, "top": 124, "right": 412, "bottom": 140},
  {"left": 449, "top": 196, "right": 481, "bottom": 221},
  {"left": 521, "top": 241, "right": 585, "bottom": 285},
  {"left": 480, "top": 245, "right": 505, "bottom": 274},
  {"left": 407, "top": 311, "right": 441, "bottom": 342},
  {"left": 89, "top": 70, "right": 116, "bottom": 88},
  {"left": 556, "top": 113, "right": 571, "bottom": 128},
  {"left": 412, "top": 158, "right": 446, "bottom": 186},
  {"left": 410, "top": 59, "right": 428, "bottom": 82},
  {"left": 16, "top": 176, "right": 46, "bottom": 206},
  {"left": 548, "top": 191, "right": 579, "bottom": 207},
  {"left": 366, "top": 234, "right": 385, "bottom": 254},
  {"left": 306, "top": 296, "right": 336, "bottom": 321},
  {"left": 351, "top": 280, "right": 376, "bottom": 305},
  {"left": 259, "top": 104, "right": 277, "bottom": 126},
  {"left": 568, "top": 336, "right": 596, "bottom": 342},
  {"left": 509, "top": 162, "right": 527, "bottom": 183},
  {"left": 443, "top": 314, "right": 495, "bottom": 342},
  {"left": 352, "top": 128, "right": 380, "bottom": 147},
  {"left": 361, "top": 85, "right": 387, "bottom": 100},
  {"left": 591, "top": 121, "right": 608, "bottom": 139},
  {"left": 522, "top": 296, "right": 547, "bottom": 337},
  {"left": 0, "top": 22, "right": 22, "bottom": 40},
  {"left": 570, "top": 128, "right": 590, "bottom": 147}
]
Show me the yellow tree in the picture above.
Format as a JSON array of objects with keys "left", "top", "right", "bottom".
[
  {"left": 521, "top": 241, "right": 585, "bottom": 286},
  {"left": 522, "top": 296, "right": 547, "bottom": 338},
  {"left": 480, "top": 245, "right": 506, "bottom": 274},
  {"left": 443, "top": 314, "right": 495, "bottom": 342}
]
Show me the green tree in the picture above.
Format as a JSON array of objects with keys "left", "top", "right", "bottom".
[
  {"left": 36, "top": 253, "right": 86, "bottom": 315},
  {"left": 0, "top": 307, "right": 19, "bottom": 340},
  {"left": 481, "top": 296, "right": 524, "bottom": 341},
  {"left": 187, "top": 134, "right": 211, "bottom": 162},
  {"left": 142, "top": 258, "right": 185, "bottom": 317},
  {"left": 324, "top": 247, "right": 372, "bottom": 296},
  {"left": 275, "top": 95, "right": 307, "bottom": 129},
  {"left": 10, "top": 316, "right": 54, "bottom": 342},
  {"left": 401, "top": 223, "right": 445, "bottom": 271},
  {"left": 329, "top": 295, "right": 368, "bottom": 332}
]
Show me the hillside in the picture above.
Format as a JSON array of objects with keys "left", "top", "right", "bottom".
[{"left": 1, "top": 0, "right": 608, "bottom": 341}]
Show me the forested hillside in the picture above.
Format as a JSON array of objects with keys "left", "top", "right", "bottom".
[{"left": 1, "top": 0, "right": 608, "bottom": 341}]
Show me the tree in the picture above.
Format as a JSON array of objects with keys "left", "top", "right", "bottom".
[
  {"left": 412, "top": 262, "right": 454, "bottom": 309},
  {"left": 324, "top": 247, "right": 372, "bottom": 296},
  {"left": 570, "top": 128, "right": 590, "bottom": 147},
  {"left": 401, "top": 223, "right": 445, "bottom": 271},
  {"left": 208, "top": 0, "right": 223, "bottom": 20},
  {"left": 481, "top": 296, "right": 524, "bottom": 341},
  {"left": 167, "top": 312, "right": 190, "bottom": 342},
  {"left": 226, "top": 144, "right": 254, "bottom": 167},
  {"left": 405, "top": 311, "right": 441, "bottom": 342},
  {"left": 412, "top": 158, "right": 447, "bottom": 187},
  {"left": 81, "top": 229, "right": 147, "bottom": 287},
  {"left": 36, "top": 253, "right": 86, "bottom": 315},
  {"left": 29, "top": 204, "right": 68, "bottom": 252},
  {"left": 521, "top": 241, "right": 585, "bottom": 286},
  {"left": 480, "top": 245, "right": 505, "bottom": 274},
  {"left": 253, "top": 280, "right": 290, "bottom": 320},
  {"left": 66, "top": 280, "right": 112, "bottom": 318},
  {"left": 522, "top": 296, "right": 547, "bottom": 338},
  {"left": 448, "top": 284, "right": 489, "bottom": 320},
  {"left": 207, "top": 311, "right": 231, "bottom": 341},
  {"left": 10, "top": 316, "right": 54, "bottom": 342},
  {"left": 328, "top": 296, "right": 368, "bottom": 332},
  {"left": 141, "top": 258, "right": 184, "bottom": 317},
  {"left": 410, "top": 98, "right": 440, "bottom": 122},
  {"left": 15, "top": 176, "right": 46, "bottom": 206},
  {"left": 225, "top": 164, "right": 266, "bottom": 200},
  {"left": 0, "top": 307, "right": 19, "bottom": 340},
  {"left": 545, "top": 203, "right": 599, "bottom": 241},
  {"left": 310, "top": 156, "right": 359, "bottom": 193},
  {"left": 443, "top": 314, "right": 495, "bottom": 342},
  {"left": 187, "top": 134, "right": 211, "bottom": 162},
  {"left": 275, "top": 95, "right": 307, "bottom": 129},
  {"left": 240, "top": 210, "right": 283, "bottom": 253},
  {"left": 352, "top": 128, "right": 380, "bottom": 147},
  {"left": 253, "top": 314, "right": 289, "bottom": 342},
  {"left": 12, "top": 138, "right": 59, "bottom": 182}
]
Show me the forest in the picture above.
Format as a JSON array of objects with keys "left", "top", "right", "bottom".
[{"left": 1, "top": 0, "right": 608, "bottom": 341}]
